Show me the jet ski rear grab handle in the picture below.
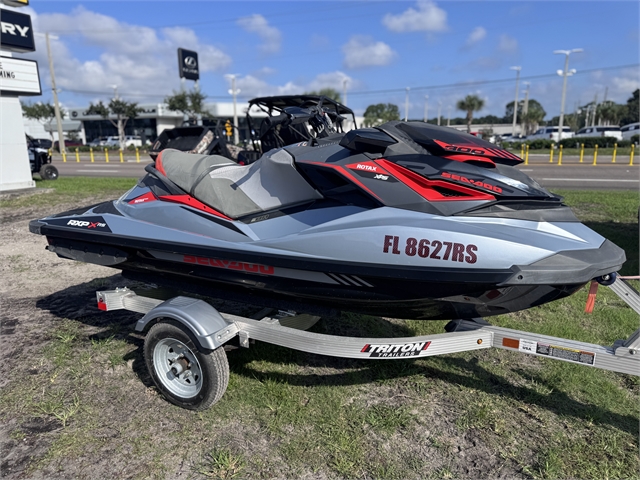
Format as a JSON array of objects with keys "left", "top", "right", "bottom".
[{"left": 96, "top": 277, "right": 640, "bottom": 409}]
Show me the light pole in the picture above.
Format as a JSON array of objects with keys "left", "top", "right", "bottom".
[
  {"left": 404, "top": 87, "right": 410, "bottom": 121},
  {"left": 521, "top": 82, "right": 530, "bottom": 137},
  {"left": 342, "top": 78, "right": 348, "bottom": 107},
  {"left": 44, "top": 32, "right": 66, "bottom": 154},
  {"left": 423, "top": 95, "right": 429, "bottom": 123},
  {"left": 554, "top": 48, "right": 582, "bottom": 141},
  {"left": 510, "top": 66, "right": 521, "bottom": 136},
  {"left": 447, "top": 105, "right": 451, "bottom": 127},
  {"left": 226, "top": 74, "right": 241, "bottom": 145},
  {"left": 437, "top": 101, "right": 442, "bottom": 126}
]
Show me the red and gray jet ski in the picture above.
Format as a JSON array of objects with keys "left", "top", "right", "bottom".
[{"left": 30, "top": 118, "right": 625, "bottom": 320}]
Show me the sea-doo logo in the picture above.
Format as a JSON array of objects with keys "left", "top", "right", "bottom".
[
  {"left": 184, "top": 255, "right": 274, "bottom": 275},
  {"left": 361, "top": 341, "right": 431, "bottom": 358},
  {"left": 441, "top": 172, "right": 503, "bottom": 194}
]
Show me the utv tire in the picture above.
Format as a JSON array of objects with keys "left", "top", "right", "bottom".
[
  {"left": 144, "top": 320, "right": 229, "bottom": 410},
  {"left": 40, "top": 164, "right": 59, "bottom": 180}
]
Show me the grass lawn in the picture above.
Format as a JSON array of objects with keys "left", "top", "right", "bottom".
[{"left": 1, "top": 179, "right": 638, "bottom": 479}]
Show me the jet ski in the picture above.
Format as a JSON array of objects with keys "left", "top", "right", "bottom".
[{"left": 30, "top": 118, "right": 625, "bottom": 320}]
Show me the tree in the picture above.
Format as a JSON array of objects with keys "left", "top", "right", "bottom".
[
  {"left": 505, "top": 99, "right": 546, "bottom": 136},
  {"left": 86, "top": 99, "right": 143, "bottom": 150},
  {"left": 363, "top": 103, "right": 400, "bottom": 127},
  {"left": 304, "top": 88, "right": 342, "bottom": 103},
  {"left": 597, "top": 100, "right": 626, "bottom": 126},
  {"left": 620, "top": 89, "right": 639, "bottom": 126},
  {"left": 164, "top": 88, "right": 211, "bottom": 125},
  {"left": 456, "top": 95, "right": 485, "bottom": 133},
  {"left": 21, "top": 101, "right": 64, "bottom": 142}
]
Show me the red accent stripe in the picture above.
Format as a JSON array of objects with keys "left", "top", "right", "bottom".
[
  {"left": 159, "top": 194, "right": 233, "bottom": 220},
  {"left": 305, "top": 162, "right": 383, "bottom": 201},
  {"left": 361, "top": 344, "right": 370, "bottom": 353},
  {"left": 154, "top": 151, "right": 167, "bottom": 176},
  {"left": 442, "top": 154, "right": 495, "bottom": 167},
  {"left": 375, "top": 160, "right": 495, "bottom": 202}
]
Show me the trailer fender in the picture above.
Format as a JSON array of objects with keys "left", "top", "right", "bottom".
[{"left": 135, "top": 296, "right": 238, "bottom": 350}]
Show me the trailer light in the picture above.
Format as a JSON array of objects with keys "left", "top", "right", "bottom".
[
  {"left": 477, "top": 339, "right": 483, "bottom": 345},
  {"left": 502, "top": 337, "right": 519, "bottom": 349},
  {"left": 97, "top": 298, "right": 107, "bottom": 311}
]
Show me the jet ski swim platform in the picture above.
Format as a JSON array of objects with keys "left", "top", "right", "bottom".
[{"left": 97, "top": 277, "right": 640, "bottom": 410}]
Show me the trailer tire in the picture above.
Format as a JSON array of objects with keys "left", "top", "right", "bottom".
[
  {"left": 144, "top": 320, "right": 229, "bottom": 410},
  {"left": 40, "top": 164, "right": 59, "bottom": 180}
]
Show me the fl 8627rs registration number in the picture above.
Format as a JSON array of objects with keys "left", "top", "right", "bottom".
[{"left": 382, "top": 235, "right": 477, "bottom": 264}]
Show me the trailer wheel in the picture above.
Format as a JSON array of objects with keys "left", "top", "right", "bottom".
[
  {"left": 40, "top": 164, "right": 59, "bottom": 180},
  {"left": 144, "top": 320, "right": 229, "bottom": 410}
]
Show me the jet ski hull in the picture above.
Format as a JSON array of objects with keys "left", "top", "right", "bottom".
[{"left": 30, "top": 201, "right": 623, "bottom": 320}]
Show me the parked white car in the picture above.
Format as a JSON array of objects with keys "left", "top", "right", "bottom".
[
  {"left": 527, "top": 126, "right": 574, "bottom": 142},
  {"left": 621, "top": 122, "right": 639, "bottom": 140},
  {"left": 574, "top": 126, "right": 622, "bottom": 141},
  {"left": 104, "top": 135, "right": 144, "bottom": 147}
]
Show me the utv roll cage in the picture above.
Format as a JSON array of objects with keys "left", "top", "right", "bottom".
[{"left": 246, "top": 95, "right": 357, "bottom": 154}]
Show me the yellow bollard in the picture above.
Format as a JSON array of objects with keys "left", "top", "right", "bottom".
[
  {"left": 135, "top": 147, "right": 140, "bottom": 163},
  {"left": 75, "top": 148, "right": 80, "bottom": 162},
  {"left": 579, "top": 143, "right": 584, "bottom": 163},
  {"left": 557, "top": 145, "right": 563, "bottom": 165},
  {"left": 612, "top": 143, "right": 617, "bottom": 163},
  {"left": 549, "top": 144, "right": 554, "bottom": 163},
  {"left": 592, "top": 144, "right": 598, "bottom": 165},
  {"left": 104, "top": 148, "right": 109, "bottom": 163},
  {"left": 524, "top": 144, "right": 529, "bottom": 165},
  {"left": 90, "top": 147, "right": 95, "bottom": 163},
  {"left": 62, "top": 150, "right": 67, "bottom": 163},
  {"left": 119, "top": 149, "right": 124, "bottom": 163},
  {"left": 630, "top": 144, "right": 635, "bottom": 166}
]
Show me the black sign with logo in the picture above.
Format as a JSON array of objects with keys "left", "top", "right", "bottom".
[
  {"left": 0, "top": 8, "right": 35, "bottom": 53},
  {"left": 178, "top": 48, "right": 199, "bottom": 81}
]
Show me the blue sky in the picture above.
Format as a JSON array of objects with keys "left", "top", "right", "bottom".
[{"left": 12, "top": 0, "right": 640, "bottom": 120}]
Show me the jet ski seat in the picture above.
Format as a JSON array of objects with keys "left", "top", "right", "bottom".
[{"left": 157, "top": 148, "right": 323, "bottom": 218}]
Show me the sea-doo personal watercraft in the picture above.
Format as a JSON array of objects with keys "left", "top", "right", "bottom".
[{"left": 30, "top": 119, "right": 625, "bottom": 320}]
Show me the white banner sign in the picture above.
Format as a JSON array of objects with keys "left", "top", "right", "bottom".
[{"left": 0, "top": 57, "right": 41, "bottom": 95}]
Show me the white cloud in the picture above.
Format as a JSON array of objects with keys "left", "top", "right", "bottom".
[
  {"left": 342, "top": 36, "right": 397, "bottom": 69},
  {"left": 464, "top": 27, "right": 486, "bottom": 48},
  {"left": 237, "top": 14, "right": 282, "bottom": 54},
  {"left": 382, "top": 0, "right": 448, "bottom": 33},
  {"left": 21, "top": 7, "right": 231, "bottom": 103},
  {"left": 498, "top": 34, "right": 518, "bottom": 54},
  {"left": 228, "top": 71, "right": 356, "bottom": 100}
]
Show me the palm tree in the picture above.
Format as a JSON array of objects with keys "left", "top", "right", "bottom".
[{"left": 456, "top": 95, "right": 485, "bottom": 133}]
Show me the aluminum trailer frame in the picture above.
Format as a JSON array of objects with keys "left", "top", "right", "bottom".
[{"left": 96, "top": 277, "right": 640, "bottom": 409}]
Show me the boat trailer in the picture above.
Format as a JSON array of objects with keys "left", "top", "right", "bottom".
[{"left": 96, "top": 277, "right": 640, "bottom": 410}]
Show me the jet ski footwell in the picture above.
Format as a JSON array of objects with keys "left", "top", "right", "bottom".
[{"left": 96, "top": 279, "right": 640, "bottom": 410}]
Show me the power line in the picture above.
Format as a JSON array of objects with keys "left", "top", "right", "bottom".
[
  {"left": 347, "top": 64, "right": 640, "bottom": 97},
  {"left": 55, "top": 63, "right": 638, "bottom": 103}
]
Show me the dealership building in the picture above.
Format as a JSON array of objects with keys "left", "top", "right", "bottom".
[{"left": 23, "top": 101, "right": 272, "bottom": 145}]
